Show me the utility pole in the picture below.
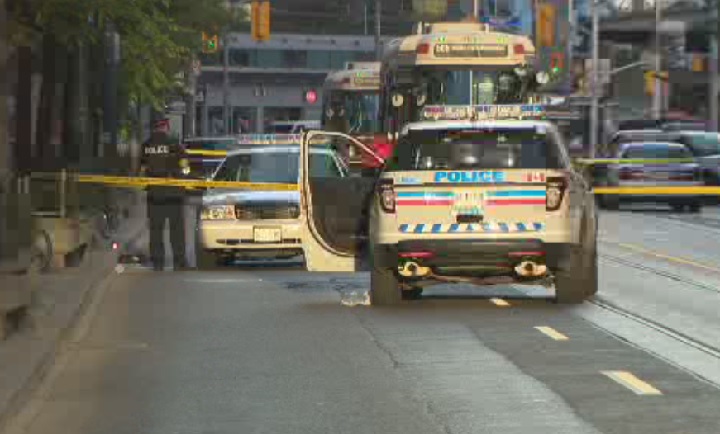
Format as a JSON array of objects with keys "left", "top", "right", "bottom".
[
  {"left": 103, "top": 22, "right": 121, "bottom": 172},
  {"left": 222, "top": 34, "right": 231, "bottom": 135},
  {"left": 589, "top": 0, "right": 599, "bottom": 158},
  {"left": 652, "top": 0, "right": 662, "bottom": 120},
  {"left": 709, "top": 0, "right": 719, "bottom": 131},
  {"left": 567, "top": 0, "right": 575, "bottom": 95},
  {"left": 374, "top": 0, "right": 382, "bottom": 60}
]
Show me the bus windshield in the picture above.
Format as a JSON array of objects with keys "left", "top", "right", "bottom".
[
  {"left": 325, "top": 90, "right": 380, "bottom": 134},
  {"left": 423, "top": 69, "right": 527, "bottom": 105}
]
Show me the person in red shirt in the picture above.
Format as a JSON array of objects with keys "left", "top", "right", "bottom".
[{"left": 361, "top": 133, "right": 394, "bottom": 177}]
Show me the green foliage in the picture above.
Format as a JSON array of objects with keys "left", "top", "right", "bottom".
[{"left": 8, "top": 0, "right": 246, "bottom": 108}]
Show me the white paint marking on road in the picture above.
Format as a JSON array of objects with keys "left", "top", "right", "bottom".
[
  {"left": 534, "top": 326, "right": 569, "bottom": 341},
  {"left": 114, "top": 264, "right": 125, "bottom": 274},
  {"left": 490, "top": 298, "right": 511, "bottom": 307},
  {"left": 601, "top": 370, "right": 663, "bottom": 395}
]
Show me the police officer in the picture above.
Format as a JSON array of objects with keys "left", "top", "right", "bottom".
[{"left": 140, "top": 130, "right": 190, "bottom": 271}]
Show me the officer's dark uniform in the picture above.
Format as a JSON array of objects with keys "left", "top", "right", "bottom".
[{"left": 140, "top": 132, "right": 188, "bottom": 271}]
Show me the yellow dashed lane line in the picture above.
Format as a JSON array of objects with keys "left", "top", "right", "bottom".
[
  {"left": 534, "top": 326, "right": 569, "bottom": 341},
  {"left": 601, "top": 371, "right": 663, "bottom": 395}
]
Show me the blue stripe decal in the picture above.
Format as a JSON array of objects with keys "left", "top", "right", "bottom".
[
  {"left": 488, "top": 191, "right": 546, "bottom": 197},
  {"left": 534, "top": 223, "right": 543, "bottom": 231},
  {"left": 482, "top": 223, "right": 492, "bottom": 232},
  {"left": 400, "top": 224, "right": 409, "bottom": 233},
  {"left": 450, "top": 224, "right": 460, "bottom": 232},
  {"left": 517, "top": 223, "right": 527, "bottom": 231},
  {"left": 397, "top": 192, "right": 455, "bottom": 197},
  {"left": 432, "top": 224, "right": 443, "bottom": 233},
  {"left": 499, "top": 223, "right": 509, "bottom": 232},
  {"left": 414, "top": 224, "right": 425, "bottom": 233}
]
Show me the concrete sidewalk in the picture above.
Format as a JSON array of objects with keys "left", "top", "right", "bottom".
[{"left": 0, "top": 194, "right": 148, "bottom": 430}]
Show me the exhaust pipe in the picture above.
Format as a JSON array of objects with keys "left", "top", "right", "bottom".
[
  {"left": 398, "top": 261, "right": 431, "bottom": 278},
  {"left": 514, "top": 261, "right": 547, "bottom": 278}
]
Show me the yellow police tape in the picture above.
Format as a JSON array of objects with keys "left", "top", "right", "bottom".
[
  {"left": 72, "top": 175, "right": 720, "bottom": 195},
  {"left": 185, "top": 149, "right": 229, "bottom": 157},
  {"left": 76, "top": 175, "right": 299, "bottom": 191}
]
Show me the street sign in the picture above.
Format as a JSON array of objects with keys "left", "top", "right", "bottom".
[{"left": 153, "top": 119, "right": 170, "bottom": 133}]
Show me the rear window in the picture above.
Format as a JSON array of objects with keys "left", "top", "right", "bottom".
[
  {"left": 681, "top": 134, "right": 720, "bottom": 156},
  {"left": 621, "top": 145, "right": 692, "bottom": 159},
  {"left": 389, "top": 128, "right": 567, "bottom": 171}
]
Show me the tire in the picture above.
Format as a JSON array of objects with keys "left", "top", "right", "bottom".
[
  {"left": 671, "top": 203, "right": 684, "bottom": 212},
  {"left": 370, "top": 265, "right": 401, "bottom": 306},
  {"left": 196, "top": 249, "right": 217, "bottom": 270},
  {"left": 689, "top": 202, "right": 702, "bottom": 213},
  {"left": 554, "top": 215, "right": 597, "bottom": 304},
  {"left": 604, "top": 197, "right": 619, "bottom": 210},
  {"left": 402, "top": 287, "right": 423, "bottom": 301}
]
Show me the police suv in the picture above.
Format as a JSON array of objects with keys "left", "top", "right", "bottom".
[{"left": 295, "top": 105, "right": 598, "bottom": 305}]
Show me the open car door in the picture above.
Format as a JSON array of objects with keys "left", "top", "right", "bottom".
[{"left": 300, "top": 131, "right": 385, "bottom": 272}]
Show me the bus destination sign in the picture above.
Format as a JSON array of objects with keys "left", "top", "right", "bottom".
[{"left": 434, "top": 43, "right": 508, "bottom": 58}]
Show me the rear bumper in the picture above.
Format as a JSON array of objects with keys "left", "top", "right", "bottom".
[
  {"left": 372, "top": 240, "right": 574, "bottom": 275},
  {"left": 611, "top": 195, "right": 704, "bottom": 203}
]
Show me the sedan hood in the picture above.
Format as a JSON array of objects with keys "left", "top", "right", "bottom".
[{"left": 203, "top": 190, "right": 300, "bottom": 206}]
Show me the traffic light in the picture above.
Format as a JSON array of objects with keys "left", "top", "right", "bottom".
[
  {"left": 251, "top": 1, "right": 271, "bottom": 42},
  {"left": 202, "top": 32, "right": 219, "bottom": 53},
  {"left": 536, "top": 3, "right": 556, "bottom": 48},
  {"left": 550, "top": 53, "right": 564, "bottom": 74}
]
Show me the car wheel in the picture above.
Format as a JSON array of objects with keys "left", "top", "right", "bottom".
[
  {"left": 671, "top": 203, "right": 685, "bottom": 212},
  {"left": 689, "top": 202, "right": 702, "bottom": 213},
  {"left": 402, "top": 287, "right": 423, "bottom": 301},
  {"left": 370, "top": 260, "right": 401, "bottom": 306},
  {"left": 554, "top": 215, "right": 597, "bottom": 304},
  {"left": 197, "top": 249, "right": 217, "bottom": 270}
]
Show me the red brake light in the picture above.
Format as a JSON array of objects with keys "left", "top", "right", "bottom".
[
  {"left": 619, "top": 168, "right": 643, "bottom": 180},
  {"left": 513, "top": 44, "right": 525, "bottom": 55},
  {"left": 417, "top": 43, "right": 430, "bottom": 55},
  {"left": 378, "top": 179, "right": 396, "bottom": 213},
  {"left": 546, "top": 176, "right": 567, "bottom": 212}
]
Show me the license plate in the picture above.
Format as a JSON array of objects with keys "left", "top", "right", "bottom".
[
  {"left": 646, "top": 172, "right": 669, "bottom": 180},
  {"left": 253, "top": 227, "right": 281, "bottom": 243}
]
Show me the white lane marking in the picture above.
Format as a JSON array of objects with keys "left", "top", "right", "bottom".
[{"left": 490, "top": 298, "right": 511, "bottom": 307}]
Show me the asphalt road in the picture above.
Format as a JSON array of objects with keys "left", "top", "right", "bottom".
[{"left": 4, "top": 206, "right": 720, "bottom": 434}]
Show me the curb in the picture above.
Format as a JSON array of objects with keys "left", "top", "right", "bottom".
[{"left": 0, "top": 220, "right": 146, "bottom": 432}]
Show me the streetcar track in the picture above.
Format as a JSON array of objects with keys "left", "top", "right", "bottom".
[
  {"left": 588, "top": 297, "right": 720, "bottom": 390},
  {"left": 598, "top": 253, "right": 720, "bottom": 294}
]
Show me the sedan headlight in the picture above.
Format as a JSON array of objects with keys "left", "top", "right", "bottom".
[{"left": 201, "top": 205, "right": 235, "bottom": 220}]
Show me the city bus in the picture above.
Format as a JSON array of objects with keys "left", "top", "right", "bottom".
[
  {"left": 379, "top": 21, "right": 550, "bottom": 136},
  {"left": 321, "top": 62, "right": 386, "bottom": 169}
]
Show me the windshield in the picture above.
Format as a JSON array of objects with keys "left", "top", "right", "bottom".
[
  {"left": 390, "top": 128, "right": 566, "bottom": 171},
  {"left": 213, "top": 149, "right": 344, "bottom": 183},
  {"left": 325, "top": 90, "right": 380, "bottom": 134},
  {"left": 423, "top": 69, "right": 526, "bottom": 105},
  {"left": 621, "top": 145, "right": 692, "bottom": 159},
  {"left": 683, "top": 134, "right": 720, "bottom": 156}
]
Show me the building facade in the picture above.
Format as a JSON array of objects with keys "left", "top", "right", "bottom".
[{"left": 196, "top": 33, "right": 393, "bottom": 135}]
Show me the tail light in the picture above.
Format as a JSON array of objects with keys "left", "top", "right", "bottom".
[
  {"left": 416, "top": 43, "right": 430, "bottom": 55},
  {"left": 513, "top": 44, "right": 525, "bottom": 55},
  {"left": 546, "top": 176, "right": 567, "bottom": 212},
  {"left": 619, "top": 168, "right": 643, "bottom": 180},
  {"left": 669, "top": 171, "right": 695, "bottom": 181},
  {"left": 378, "top": 179, "right": 396, "bottom": 213}
]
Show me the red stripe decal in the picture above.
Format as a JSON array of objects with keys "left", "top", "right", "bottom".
[
  {"left": 396, "top": 200, "right": 454, "bottom": 206},
  {"left": 486, "top": 199, "right": 546, "bottom": 206}
]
